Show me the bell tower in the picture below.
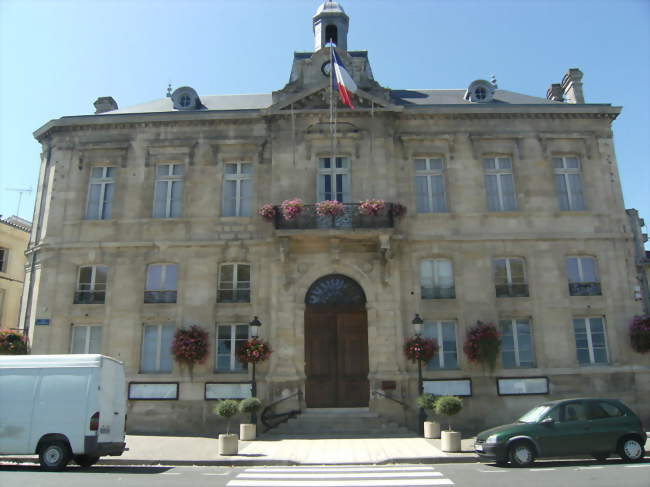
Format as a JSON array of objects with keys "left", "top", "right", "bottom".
[{"left": 313, "top": 1, "right": 349, "bottom": 51}]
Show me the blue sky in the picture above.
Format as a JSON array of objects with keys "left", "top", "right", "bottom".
[{"left": 1, "top": 0, "right": 648, "bottom": 244}]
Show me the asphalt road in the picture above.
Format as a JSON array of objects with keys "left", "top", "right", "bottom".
[{"left": 0, "top": 459, "right": 649, "bottom": 487}]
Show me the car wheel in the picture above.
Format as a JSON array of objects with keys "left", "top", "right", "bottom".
[
  {"left": 591, "top": 452, "right": 609, "bottom": 462},
  {"left": 39, "top": 441, "right": 71, "bottom": 471},
  {"left": 618, "top": 437, "right": 645, "bottom": 462},
  {"left": 74, "top": 455, "right": 100, "bottom": 468},
  {"left": 508, "top": 441, "right": 535, "bottom": 467}
]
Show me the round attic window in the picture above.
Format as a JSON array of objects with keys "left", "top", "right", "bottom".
[
  {"left": 464, "top": 80, "right": 495, "bottom": 103},
  {"left": 170, "top": 86, "right": 201, "bottom": 110},
  {"left": 474, "top": 86, "right": 487, "bottom": 101},
  {"left": 179, "top": 94, "right": 192, "bottom": 108}
]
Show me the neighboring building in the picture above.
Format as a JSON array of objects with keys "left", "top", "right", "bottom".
[
  {"left": 22, "top": 2, "right": 649, "bottom": 434},
  {"left": 0, "top": 216, "right": 30, "bottom": 329}
]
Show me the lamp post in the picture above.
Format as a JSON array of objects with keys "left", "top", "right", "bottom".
[
  {"left": 412, "top": 313, "right": 426, "bottom": 436},
  {"left": 249, "top": 316, "right": 261, "bottom": 424}
]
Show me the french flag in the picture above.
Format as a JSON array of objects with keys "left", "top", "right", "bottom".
[{"left": 332, "top": 47, "right": 358, "bottom": 109}]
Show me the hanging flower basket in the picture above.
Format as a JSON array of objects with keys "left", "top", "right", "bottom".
[
  {"left": 0, "top": 330, "right": 29, "bottom": 355},
  {"left": 391, "top": 203, "right": 407, "bottom": 218},
  {"left": 630, "top": 315, "right": 650, "bottom": 354},
  {"left": 258, "top": 204, "right": 276, "bottom": 221},
  {"left": 238, "top": 338, "right": 273, "bottom": 364},
  {"left": 171, "top": 325, "right": 209, "bottom": 368},
  {"left": 280, "top": 198, "right": 304, "bottom": 220},
  {"left": 463, "top": 321, "right": 501, "bottom": 372},
  {"left": 358, "top": 199, "right": 385, "bottom": 216},
  {"left": 315, "top": 200, "right": 345, "bottom": 217},
  {"left": 404, "top": 336, "right": 439, "bottom": 363}
]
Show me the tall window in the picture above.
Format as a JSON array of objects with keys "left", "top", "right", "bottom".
[
  {"left": 215, "top": 324, "right": 249, "bottom": 372},
  {"left": 153, "top": 164, "right": 184, "bottom": 218},
  {"left": 573, "top": 317, "right": 608, "bottom": 365},
  {"left": 420, "top": 259, "right": 455, "bottom": 299},
  {"left": 70, "top": 325, "right": 102, "bottom": 354},
  {"left": 145, "top": 264, "right": 178, "bottom": 303},
  {"left": 494, "top": 258, "right": 528, "bottom": 297},
  {"left": 217, "top": 264, "right": 251, "bottom": 303},
  {"left": 141, "top": 324, "right": 174, "bottom": 373},
  {"left": 500, "top": 319, "right": 535, "bottom": 368},
  {"left": 0, "top": 248, "right": 7, "bottom": 272},
  {"left": 484, "top": 157, "right": 517, "bottom": 211},
  {"left": 74, "top": 265, "right": 108, "bottom": 304},
  {"left": 318, "top": 157, "right": 350, "bottom": 202},
  {"left": 424, "top": 321, "right": 458, "bottom": 369},
  {"left": 86, "top": 166, "right": 115, "bottom": 220},
  {"left": 566, "top": 256, "right": 601, "bottom": 296},
  {"left": 222, "top": 162, "right": 252, "bottom": 217},
  {"left": 554, "top": 156, "right": 585, "bottom": 211},
  {"left": 414, "top": 158, "right": 448, "bottom": 213}
]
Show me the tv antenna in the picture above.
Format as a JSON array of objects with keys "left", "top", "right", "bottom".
[{"left": 6, "top": 187, "right": 33, "bottom": 216}]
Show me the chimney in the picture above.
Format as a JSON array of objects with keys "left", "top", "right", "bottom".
[
  {"left": 561, "top": 68, "right": 584, "bottom": 104},
  {"left": 546, "top": 83, "right": 564, "bottom": 102},
  {"left": 93, "top": 96, "right": 118, "bottom": 114}
]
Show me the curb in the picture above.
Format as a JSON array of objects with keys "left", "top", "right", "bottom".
[{"left": 2, "top": 455, "right": 481, "bottom": 467}]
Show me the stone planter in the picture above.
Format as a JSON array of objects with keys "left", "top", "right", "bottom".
[
  {"left": 218, "top": 433, "right": 238, "bottom": 455},
  {"left": 240, "top": 423, "right": 256, "bottom": 441},
  {"left": 423, "top": 421, "right": 440, "bottom": 439},
  {"left": 441, "top": 430, "right": 461, "bottom": 452}
]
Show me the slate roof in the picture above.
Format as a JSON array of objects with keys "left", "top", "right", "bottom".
[{"left": 103, "top": 89, "right": 558, "bottom": 115}]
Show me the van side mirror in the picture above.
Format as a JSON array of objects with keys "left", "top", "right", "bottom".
[{"left": 541, "top": 417, "right": 554, "bottom": 425}]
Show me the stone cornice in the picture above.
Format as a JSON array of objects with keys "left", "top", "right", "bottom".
[{"left": 34, "top": 104, "right": 621, "bottom": 142}]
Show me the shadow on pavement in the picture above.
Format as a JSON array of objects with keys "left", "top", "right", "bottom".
[
  {"left": 0, "top": 465, "right": 174, "bottom": 474},
  {"left": 483, "top": 457, "right": 650, "bottom": 469}
]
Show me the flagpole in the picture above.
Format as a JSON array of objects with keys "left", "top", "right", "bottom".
[{"left": 330, "top": 43, "right": 335, "bottom": 170}]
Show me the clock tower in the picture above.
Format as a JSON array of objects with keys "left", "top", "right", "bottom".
[{"left": 313, "top": 1, "right": 349, "bottom": 51}]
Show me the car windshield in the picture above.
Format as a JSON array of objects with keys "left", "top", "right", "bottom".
[{"left": 518, "top": 405, "right": 552, "bottom": 423}]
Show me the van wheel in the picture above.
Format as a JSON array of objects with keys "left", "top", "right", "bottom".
[
  {"left": 74, "top": 455, "right": 100, "bottom": 468},
  {"left": 618, "top": 437, "right": 645, "bottom": 462},
  {"left": 39, "top": 441, "right": 71, "bottom": 471},
  {"left": 508, "top": 441, "right": 535, "bottom": 467}
]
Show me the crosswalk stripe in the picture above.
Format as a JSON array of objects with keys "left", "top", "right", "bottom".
[
  {"left": 240, "top": 472, "right": 444, "bottom": 479},
  {"left": 244, "top": 466, "right": 436, "bottom": 473},
  {"left": 227, "top": 480, "right": 453, "bottom": 487}
]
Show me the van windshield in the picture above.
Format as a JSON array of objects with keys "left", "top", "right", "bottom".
[{"left": 518, "top": 405, "right": 552, "bottom": 423}]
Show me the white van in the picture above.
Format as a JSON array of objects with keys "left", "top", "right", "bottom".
[{"left": 0, "top": 354, "right": 126, "bottom": 470}]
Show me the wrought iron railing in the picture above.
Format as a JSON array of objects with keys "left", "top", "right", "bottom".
[
  {"left": 74, "top": 291, "right": 105, "bottom": 304},
  {"left": 274, "top": 203, "right": 395, "bottom": 230},
  {"left": 495, "top": 284, "right": 529, "bottom": 298},
  {"left": 261, "top": 390, "right": 303, "bottom": 432},
  {"left": 144, "top": 291, "right": 177, "bottom": 304},
  {"left": 216, "top": 289, "right": 251, "bottom": 303},
  {"left": 569, "top": 282, "right": 602, "bottom": 296},
  {"left": 421, "top": 286, "right": 456, "bottom": 299},
  {"left": 371, "top": 390, "right": 411, "bottom": 410}
]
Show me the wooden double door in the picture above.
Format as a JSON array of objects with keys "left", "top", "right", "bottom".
[{"left": 304, "top": 306, "right": 369, "bottom": 407}]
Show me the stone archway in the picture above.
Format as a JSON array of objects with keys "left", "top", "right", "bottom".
[{"left": 304, "top": 274, "right": 369, "bottom": 407}]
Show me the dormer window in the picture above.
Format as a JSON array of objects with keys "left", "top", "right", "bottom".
[
  {"left": 171, "top": 86, "right": 202, "bottom": 110},
  {"left": 464, "top": 80, "right": 496, "bottom": 103}
]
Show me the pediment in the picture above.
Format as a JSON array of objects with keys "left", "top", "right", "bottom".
[{"left": 267, "top": 83, "right": 395, "bottom": 113}]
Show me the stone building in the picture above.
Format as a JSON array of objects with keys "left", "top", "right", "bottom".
[
  {"left": 1, "top": 216, "right": 30, "bottom": 330},
  {"left": 22, "top": 1, "right": 649, "bottom": 434}
]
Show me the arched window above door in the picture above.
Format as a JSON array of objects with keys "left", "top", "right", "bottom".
[{"left": 305, "top": 274, "right": 366, "bottom": 305}]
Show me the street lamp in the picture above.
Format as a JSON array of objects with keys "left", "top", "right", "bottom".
[
  {"left": 249, "top": 316, "right": 262, "bottom": 425},
  {"left": 412, "top": 313, "right": 426, "bottom": 435}
]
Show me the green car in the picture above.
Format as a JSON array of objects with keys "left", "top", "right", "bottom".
[{"left": 474, "top": 398, "right": 646, "bottom": 467}]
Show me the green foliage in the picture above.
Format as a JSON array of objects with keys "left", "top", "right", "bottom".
[
  {"left": 434, "top": 396, "right": 463, "bottom": 430},
  {"left": 239, "top": 397, "right": 262, "bottom": 414},
  {"left": 213, "top": 399, "right": 240, "bottom": 434},
  {"left": 416, "top": 394, "right": 437, "bottom": 411}
]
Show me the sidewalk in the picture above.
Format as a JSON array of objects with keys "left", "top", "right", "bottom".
[{"left": 3, "top": 434, "right": 481, "bottom": 466}]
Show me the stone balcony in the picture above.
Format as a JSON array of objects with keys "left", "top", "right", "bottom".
[{"left": 273, "top": 203, "right": 396, "bottom": 231}]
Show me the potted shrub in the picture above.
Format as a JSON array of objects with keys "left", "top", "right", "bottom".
[
  {"left": 239, "top": 397, "right": 262, "bottom": 441},
  {"left": 435, "top": 395, "right": 463, "bottom": 452},
  {"left": 416, "top": 393, "right": 440, "bottom": 439},
  {"left": 214, "top": 399, "right": 240, "bottom": 455}
]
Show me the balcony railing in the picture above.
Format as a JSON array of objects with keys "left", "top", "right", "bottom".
[
  {"left": 274, "top": 203, "right": 395, "bottom": 230},
  {"left": 74, "top": 291, "right": 106, "bottom": 304},
  {"left": 144, "top": 291, "right": 177, "bottom": 304},
  {"left": 569, "top": 282, "right": 602, "bottom": 296},
  {"left": 217, "top": 289, "right": 251, "bottom": 303},
  {"left": 495, "top": 284, "right": 529, "bottom": 298},
  {"left": 421, "top": 286, "right": 456, "bottom": 299}
]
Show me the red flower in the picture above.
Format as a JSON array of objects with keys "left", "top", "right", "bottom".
[
  {"left": 238, "top": 338, "right": 273, "bottom": 364},
  {"left": 171, "top": 325, "right": 209, "bottom": 365},
  {"left": 404, "top": 336, "right": 439, "bottom": 363}
]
